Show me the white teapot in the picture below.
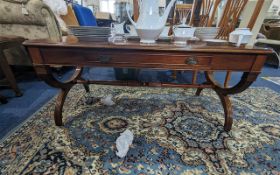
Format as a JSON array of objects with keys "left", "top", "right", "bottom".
[
  {"left": 126, "top": 0, "right": 176, "bottom": 43},
  {"left": 229, "top": 28, "right": 253, "bottom": 47},
  {"left": 126, "top": 25, "right": 138, "bottom": 36}
]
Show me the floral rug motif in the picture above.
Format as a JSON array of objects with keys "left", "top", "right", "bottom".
[{"left": 0, "top": 85, "right": 280, "bottom": 175}]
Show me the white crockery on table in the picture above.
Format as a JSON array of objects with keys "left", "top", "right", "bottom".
[
  {"left": 194, "top": 27, "right": 219, "bottom": 40},
  {"left": 160, "top": 26, "right": 170, "bottom": 38},
  {"left": 125, "top": 25, "right": 138, "bottom": 36},
  {"left": 229, "top": 28, "right": 253, "bottom": 47},
  {"left": 173, "top": 26, "right": 196, "bottom": 44},
  {"left": 126, "top": 0, "right": 176, "bottom": 43},
  {"left": 111, "top": 22, "right": 125, "bottom": 34},
  {"left": 173, "top": 26, "right": 196, "bottom": 37}
]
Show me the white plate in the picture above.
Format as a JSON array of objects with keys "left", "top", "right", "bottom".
[{"left": 203, "top": 39, "right": 228, "bottom": 43}]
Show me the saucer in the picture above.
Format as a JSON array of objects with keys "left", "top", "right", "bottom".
[
  {"left": 204, "top": 39, "right": 228, "bottom": 46},
  {"left": 173, "top": 41, "right": 187, "bottom": 44},
  {"left": 204, "top": 39, "right": 228, "bottom": 43}
]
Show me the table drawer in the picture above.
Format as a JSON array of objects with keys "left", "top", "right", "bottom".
[
  {"left": 86, "top": 53, "right": 211, "bottom": 67},
  {"left": 41, "top": 48, "right": 212, "bottom": 69}
]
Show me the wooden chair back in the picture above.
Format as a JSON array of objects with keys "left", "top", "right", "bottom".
[
  {"left": 133, "top": 0, "right": 139, "bottom": 21},
  {"left": 198, "top": 0, "right": 221, "bottom": 27},
  {"left": 61, "top": 5, "right": 80, "bottom": 26},
  {"left": 240, "top": 0, "right": 273, "bottom": 47},
  {"left": 216, "top": 0, "right": 249, "bottom": 40},
  {"left": 173, "top": 4, "right": 196, "bottom": 26},
  {"left": 169, "top": 1, "right": 198, "bottom": 35}
]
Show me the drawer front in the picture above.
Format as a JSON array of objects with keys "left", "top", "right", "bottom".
[
  {"left": 40, "top": 48, "right": 257, "bottom": 71},
  {"left": 41, "top": 48, "right": 212, "bottom": 69},
  {"left": 85, "top": 53, "right": 212, "bottom": 68},
  {"left": 211, "top": 54, "right": 256, "bottom": 71}
]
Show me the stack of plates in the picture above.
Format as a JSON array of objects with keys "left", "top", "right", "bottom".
[
  {"left": 194, "top": 27, "right": 219, "bottom": 41},
  {"left": 69, "top": 26, "right": 111, "bottom": 42}
]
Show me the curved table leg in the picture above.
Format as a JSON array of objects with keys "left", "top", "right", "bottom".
[
  {"left": 197, "top": 71, "right": 259, "bottom": 131},
  {"left": 54, "top": 86, "right": 73, "bottom": 126},
  {"left": 83, "top": 83, "right": 90, "bottom": 93},
  {"left": 34, "top": 65, "right": 84, "bottom": 126},
  {"left": 195, "top": 88, "right": 203, "bottom": 96},
  {"left": 195, "top": 82, "right": 209, "bottom": 96},
  {"left": 213, "top": 88, "right": 233, "bottom": 131}
]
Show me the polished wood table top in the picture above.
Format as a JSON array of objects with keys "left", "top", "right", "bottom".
[
  {"left": 24, "top": 39, "right": 272, "bottom": 132},
  {"left": 24, "top": 39, "right": 272, "bottom": 54}
]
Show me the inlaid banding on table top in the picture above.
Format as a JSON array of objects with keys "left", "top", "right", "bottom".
[{"left": 23, "top": 40, "right": 272, "bottom": 55}]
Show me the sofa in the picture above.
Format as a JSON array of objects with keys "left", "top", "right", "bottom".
[{"left": 0, "top": 0, "right": 62, "bottom": 65}]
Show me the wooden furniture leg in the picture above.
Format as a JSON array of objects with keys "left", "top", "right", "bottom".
[
  {"left": 224, "top": 71, "right": 232, "bottom": 88},
  {"left": 196, "top": 71, "right": 259, "bottom": 131},
  {"left": 212, "top": 87, "right": 233, "bottom": 131},
  {"left": 34, "top": 65, "right": 84, "bottom": 126},
  {"left": 0, "top": 48, "right": 22, "bottom": 97},
  {"left": 0, "top": 94, "right": 8, "bottom": 104},
  {"left": 83, "top": 84, "right": 90, "bottom": 93},
  {"left": 54, "top": 86, "right": 73, "bottom": 125}
]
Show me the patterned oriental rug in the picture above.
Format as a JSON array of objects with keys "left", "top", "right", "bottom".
[{"left": 0, "top": 85, "right": 279, "bottom": 175}]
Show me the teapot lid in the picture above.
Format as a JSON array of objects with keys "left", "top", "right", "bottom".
[{"left": 176, "top": 24, "right": 191, "bottom": 28}]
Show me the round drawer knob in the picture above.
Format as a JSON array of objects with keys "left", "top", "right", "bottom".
[{"left": 186, "top": 57, "right": 197, "bottom": 65}]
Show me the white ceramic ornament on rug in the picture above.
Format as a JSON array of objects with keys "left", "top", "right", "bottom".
[
  {"left": 115, "top": 129, "right": 134, "bottom": 158},
  {"left": 100, "top": 95, "right": 115, "bottom": 106}
]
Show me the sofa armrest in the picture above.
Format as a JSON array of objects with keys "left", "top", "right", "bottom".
[{"left": 0, "top": 0, "right": 62, "bottom": 41}]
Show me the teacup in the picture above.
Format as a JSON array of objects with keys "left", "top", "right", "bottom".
[
  {"left": 173, "top": 26, "right": 196, "bottom": 44},
  {"left": 126, "top": 25, "right": 138, "bottom": 36}
]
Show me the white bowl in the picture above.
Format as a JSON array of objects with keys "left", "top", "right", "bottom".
[
  {"left": 173, "top": 27, "right": 196, "bottom": 38},
  {"left": 195, "top": 27, "right": 219, "bottom": 40},
  {"left": 195, "top": 34, "right": 218, "bottom": 40},
  {"left": 136, "top": 28, "right": 163, "bottom": 44}
]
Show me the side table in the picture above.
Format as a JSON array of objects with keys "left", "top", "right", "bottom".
[{"left": 0, "top": 36, "right": 24, "bottom": 103}]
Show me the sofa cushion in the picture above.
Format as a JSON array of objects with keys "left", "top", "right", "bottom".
[
  {"left": 0, "top": 0, "right": 48, "bottom": 26},
  {"left": 0, "top": 24, "right": 50, "bottom": 40}
]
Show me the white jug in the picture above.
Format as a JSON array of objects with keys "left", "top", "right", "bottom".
[
  {"left": 126, "top": 0, "right": 176, "bottom": 43},
  {"left": 126, "top": 25, "right": 138, "bottom": 36}
]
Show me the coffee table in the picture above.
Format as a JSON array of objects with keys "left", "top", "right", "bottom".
[{"left": 23, "top": 39, "right": 272, "bottom": 132}]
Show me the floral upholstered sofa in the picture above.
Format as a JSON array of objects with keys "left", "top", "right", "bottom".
[{"left": 0, "top": 0, "right": 62, "bottom": 65}]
